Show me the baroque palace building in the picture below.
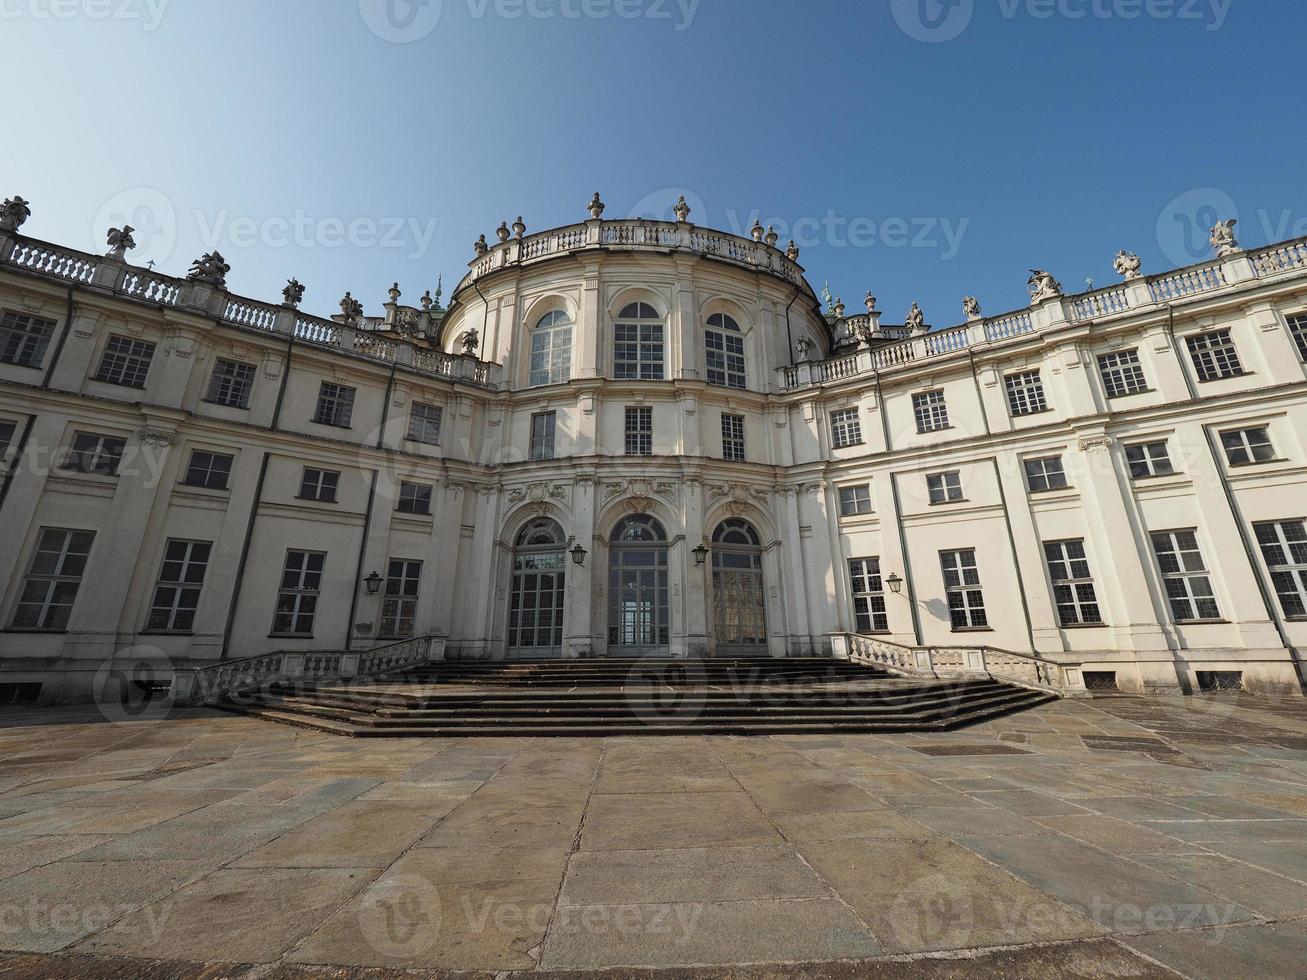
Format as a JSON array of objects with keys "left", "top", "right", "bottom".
[{"left": 0, "top": 193, "right": 1306, "bottom": 703}]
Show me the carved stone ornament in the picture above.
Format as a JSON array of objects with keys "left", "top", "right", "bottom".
[
  {"left": 458, "top": 328, "right": 479, "bottom": 356},
  {"left": 1113, "top": 250, "right": 1142, "bottom": 281},
  {"left": 905, "top": 302, "right": 926, "bottom": 334},
  {"left": 1077, "top": 435, "right": 1115, "bottom": 454},
  {"left": 673, "top": 195, "right": 692, "bottom": 223},
  {"left": 588, "top": 192, "right": 606, "bottom": 219},
  {"left": 105, "top": 225, "right": 136, "bottom": 259},
  {"left": 786, "top": 240, "right": 799, "bottom": 261},
  {"left": 794, "top": 335, "right": 815, "bottom": 360},
  {"left": 473, "top": 234, "right": 488, "bottom": 256},
  {"left": 137, "top": 427, "right": 178, "bottom": 448},
  {"left": 1027, "top": 269, "right": 1063, "bottom": 303},
  {"left": 0, "top": 196, "right": 31, "bottom": 233},
  {"left": 283, "top": 278, "right": 305, "bottom": 307},
  {"left": 962, "top": 296, "right": 982, "bottom": 319},
  {"left": 187, "top": 251, "right": 230, "bottom": 288},
  {"left": 1210, "top": 219, "right": 1239, "bottom": 256},
  {"left": 339, "top": 291, "right": 364, "bottom": 325}
]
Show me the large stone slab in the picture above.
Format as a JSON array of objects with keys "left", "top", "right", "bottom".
[
  {"left": 580, "top": 793, "right": 781, "bottom": 851},
  {"left": 232, "top": 800, "right": 452, "bottom": 868}
]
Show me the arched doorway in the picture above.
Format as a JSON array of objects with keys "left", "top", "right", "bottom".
[
  {"left": 607, "top": 515, "right": 670, "bottom": 654},
  {"left": 508, "top": 518, "right": 567, "bottom": 657},
  {"left": 712, "top": 518, "right": 767, "bottom": 655}
]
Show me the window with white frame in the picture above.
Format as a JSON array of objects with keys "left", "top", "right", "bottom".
[
  {"left": 181, "top": 450, "right": 233, "bottom": 490},
  {"left": 940, "top": 548, "right": 987, "bottom": 629},
  {"left": 1150, "top": 530, "right": 1221, "bottom": 623},
  {"left": 406, "top": 402, "right": 441, "bottom": 445},
  {"left": 721, "top": 413, "right": 746, "bottom": 462},
  {"left": 0, "top": 311, "right": 56, "bottom": 369},
  {"left": 205, "top": 358, "right": 255, "bottom": 409},
  {"left": 272, "top": 550, "right": 324, "bottom": 635},
  {"left": 299, "top": 467, "right": 339, "bottom": 503},
  {"left": 1098, "top": 349, "right": 1149, "bottom": 397},
  {"left": 1186, "top": 329, "right": 1244, "bottom": 382},
  {"left": 848, "top": 558, "right": 889, "bottom": 633},
  {"left": 529, "top": 310, "right": 572, "bottom": 387},
  {"left": 614, "top": 302, "right": 664, "bottom": 380},
  {"left": 93, "top": 335, "right": 155, "bottom": 388},
  {"left": 146, "top": 539, "right": 212, "bottom": 633},
  {"left": 1044, "top": 539, "right": 1104, "bottom": 626},
  {"left": 1024, "top": 455, "right": 1068, "bottom": 492},
  {"left": 313, "top": 381, "right": 355, "bottom": 428},
  {"left": 912, "top": 389, "right": 950, "bottom": 432},
  {"left": 63, "top": 432, "right": 126, "bottom": 476},
  {"left": 1125, "top": 441, "right": 1175, "bottom": 478},
  {"left": 1255, "top": 520, "right": 1307, "bottom": 618},
  {"left": 1004, "top": 371, "right": 1048, "bottom": 416},
  {"left": 11, "top": 528, "right": 95, "bottom": 630},
  {"left": 0, "top": 419, "right": 14, "bottom": 460},
  {"left": 830, "top": 408, "right": 862, "bottom": 448},
  {"left": 397, "top": 481, "right": 432, "bottom": 515},
  {"left": 624, "top": 406, "right": 652, "bottom": 456},
  {"left": 530, "top": 411, "right": 556, "bottom": 460},
  {"left": 927, "top": 470, "right": 963, "bottom": 504},
  {"left": 1290, "top": 313, "right": 1307, "bottom": 361},
  {"left": 1220, "top": 427, "right": 1275, "bottom": 466},
  {"left": 839, "top": 484, "right": 873, "bottom": 517},
  {"left": 380, "top": 559, "right": 422, "bottom": 639},
  {"left": 705, "top": 313, "right": 747, "bottom": 389}
]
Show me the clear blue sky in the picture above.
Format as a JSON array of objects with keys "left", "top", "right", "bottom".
[{"left": 7, "top": 0, "right": 1302, "bottom": 328}]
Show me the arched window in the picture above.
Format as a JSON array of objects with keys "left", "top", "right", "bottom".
[
  {"left": 705, "top": 313, "right": 746, "bottom": 390},
  {"left": 509, "top": 518, "right": 567, "bottom": 653},
  {"left": 711, "top": 518, "right": 767, "bottom": 652},
  {"left": 529, "top": 309, "right": 572, "bottom": 387},
  {"left": 608, "top": 515, "right": 669, "bottom": 650},
  {"left": 614, "top": 302, "right": 664, "bottom": 381}
]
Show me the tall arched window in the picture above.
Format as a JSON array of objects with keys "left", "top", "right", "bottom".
[
  {"left": 711, "top": 518, "right": 767, "bottom": 653},
  {"left": 705, "top": 313, "right": 746, "bottom": 389},
  {"left": 608, "top": 515, "right": 669, "bottom": 651},
  {"left": 614, "top": 302, "right": 664, "bottom": 381},
  {"left": 529, "top": 309, "right": 572, "bottom": 387},
  {"left": 509, "top": 517, "right": 567, "bottom": 653}
]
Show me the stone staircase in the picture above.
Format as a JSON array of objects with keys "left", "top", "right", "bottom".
[{"left": 220, "top": 656, "right": 1056, "bottom": 737}]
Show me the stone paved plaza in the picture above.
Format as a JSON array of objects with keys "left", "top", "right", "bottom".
[{"left": 0, "top": 696, "right": 1305, "bottom": 978}]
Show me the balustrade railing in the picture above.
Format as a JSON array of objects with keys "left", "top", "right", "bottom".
[
  {"left": 923, "top": 325, "right": 969, "bottom": 354},
  {"left": 984, "top": 311, "right": 1034, "bottom": 341},
  {"left": 8, "top": 242, "right": 97, "bottom": 283},
  {"left": 224, "top": 298, "right": 280, "bottom": 332},
  {"left": 1250, "top": 239, "right": 1307, "bottom": 277},
  {"left": 1148, "top": 262, "right": 1226, "bottom": 303},
  {"left": 1071, "top": 286, "right": 1131, "bottom": 321},
  {"left": 294, "top": 316, "right": 340, "bottom": 346},
  {"left": 121, "top": 271, "right": 181, "bottom": 306}
]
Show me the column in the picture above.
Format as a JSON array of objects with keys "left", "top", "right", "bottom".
[
  {"left": 778, "top": 485, "right": 810, "bottom": 648},
  {"left": 564, "top": 475, "right": 598, "bottom": 658},
  {"left": 682, "top": 479, "right": 709, "bottom": 657}
]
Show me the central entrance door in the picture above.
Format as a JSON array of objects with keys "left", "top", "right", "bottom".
[
  {"left": 711, "top": 518, "right": 768, "bottom": 655},
  {"left": 607, "top": 515, "right": 670, "bottom": 655},
  {"left": 508, "top": 518, "right": 566, "bottom": 657}
]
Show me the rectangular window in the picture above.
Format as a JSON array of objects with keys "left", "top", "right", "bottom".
[
  {"left": 1023, "top": 456, "right": 1068, "bottom": 492},
  {"left": 11, "top": 528, "right": 95, "bottom": 630},
  {"left": 1044, "top": 539, "right": 1104, "bottom": 626},
  {"left": 1186, "top": 329, "right": 1244, "bottom": 382},
  {"left": 1151, "top": 530, "right": 1221, "bottom": 623},
  {"left": 146, "top": 539, "right": 212, "bottom": 633},
  {"left": 0, "top": 419, "right": 17, "bottom": 460},
  {"left": 397, "top": 481, "right": 432, "bottom": 515},
  {"left": 705, "top": 328, "right": 746, "bottom": 389},
  {"left": 205, "top": 358, "right": 255, "bottom": 409},
  {"left": 912, "top": 390, "right": 950, "bottom": 432},
  {"left": 721, "top": 413, "right": 746, "bottom": 462},
  {"left": 313, "top": 381, "right": 355, "bottom": 428},
  {"left": 1125, "top": 441, "right": 1175, "bottom": 479},
  {"left": 1220, "top": 427, "right": 1275, "bottom": 466},
  {"left": 848, "top": 558, "right": 888, "bottom": 633},
  {"left": 530, "top": 411, "right": 556, "bottom": 461},
  {"left": 1290, "top": 313, "right": 1307, "bottom": 361},
  {"left": 927, "top": 471, "right": 963, "bottom": 504},
  {"left": 830, "top": 408, "right": 862, "bottom": 449},
  {"left": 839, "top": 484, "right": 873, "bottom": 517},
  {"left": 624, "top": 406, "right": 653, "bottom": 456},
  {"left": 529, "top": 321, "right": 572, "bottom": 387},
  {"left": 614, "top": 322, "right": 665, "bottom": 380},
  {"left": 299, "top": 467, "right": 339, "bottom": 503},
  {"left": 1004, "top": 371, "right": 1048, "bottom": 416},
  {"left": 940, "top": 549, "right": 987, "bottom": 630},
  {"left": 380, "top": 559, "right": 422, "bottom": 639},
  {"left": 407, "top": 402, "right": 442, "bottom": 445},
  {"left": 63, "top": 432, "right": 126, "bottom": 476},
  {"left": 1255, "top": 520, "right": 1307, "bottom": 618},
  {"left": 0, "top": 311, "right": 57, "bottom": 369},
  {"left": 272, "top": 550, "right": 325, "bottom": 635},
  {"left": 94, "top": 335, "right": 155, "bottom": 388},
  {"left": 181, "top": 450, "right": 233, "bottom": 490},
  {"left": 1097, "top": 349, "right": 1149, "bottom": 397}
]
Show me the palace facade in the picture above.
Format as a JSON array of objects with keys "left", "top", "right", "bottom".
[{"left": 1, "top": 194, "right": 1306, "bottom": 703}]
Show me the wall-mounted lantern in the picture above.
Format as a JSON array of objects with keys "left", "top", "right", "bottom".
[
  {"left": 570, "top": 543, "right": 588, "bottom": 567},
  {"left": 364, "top": 571, "right": 383, "bottom": 595},
  {"left": 886, "top": 572, "right": 904, "bottom": 595},
  {"left": 691, "top": 543, "right": 710, "bottom": 566}
]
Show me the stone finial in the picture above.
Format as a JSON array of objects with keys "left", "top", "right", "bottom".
[
  {"left": 458, "top": 327, "right": 480, "bottom": 356},
  {"left": 433, "top": 275, "right": 443, "bottom": 309},
  {"left": 786, "top": 240, "right": 800, "bottom": 261},
  {"left": 962, "top": 295, "right": 982, "bottom": 319},
  {"left": 765, "top": 225, "right": 779, "bottom": 247},
  {"left": 750, "top": 219, "right": 764, "bottom": 242},
  {"left": 388, "top": 282, "right": 401, "bottom": 304},
  {"left": 283, "top": 278, "right": 305, "bottom": 308},
  {"left": 1210, "top": 219, "right": 1239, "bottom": 256},
  {"left": 495, "top": 221, "right": 511, "bottom": 243},
  {"left": 512, "top": 216, "right": 526, "bottom": 238},
  {"left": 673, "top": 195, "right": 692, "bottom": 223},
  {"left": 1113, "top": 250, "right": 1142, "bottom": 280},
  {"left": 865, "top": 291, "right": 877, "bottom": 313},
  {"left": 420, "top": 290, "right": 433, "bottom": 311},
  {"left": 186, "top": 251, "right": 230, "bottom": 288},
  {"left": 339, "top": 291, "right": 364, "bottom": 325},
  {"left": 588, "top": 192, "right": 605, "bottom": 219},
  {"left": 821, "top": 282, "right": 835, "bottom": 315},
  {"left": 0, "top": 196, "right": 31, "bottom": 233},
  {"left": 474, "top": 234, "right": 488, "bottom": 256},
  {"left": 906, "top": 302, "right": 926, "bottom": 334},
  {"left": 105, "top": 225, "right": 136, "bottom": 260},
  {"left": 1027, "top": 269, "right": 1063, "bottom": 303}
]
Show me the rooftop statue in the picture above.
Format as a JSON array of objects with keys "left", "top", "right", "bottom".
[
  {"left": 962, "top": 296, "right": 982, "bottom": 319},
  {"left": 1027, "top": 269, "right": 1063, "bottom": 303},
  {"left": 1210, "top": 219, "right": 1240, "bottom": 256},
  {"left": 282, "top": 278, "right": 305, "bottom": 308},
  {"left": 105, "top": 225, "right": 136, "bottom": 260},
  {"left": 458, "top": 327, "right": 480, "bottom": 356},
  {"left": 339, "top": 291, "right": 364, "bottom": 325},
  {"left": 0, "top": 196, "right": 31, "bottom": 233},
  {"left": 187, "top": 251, "right": 230, "bottom": 288},
  {"left": 905, "top": 302, "right": 926, "bottom": 334},
  {"left": 1113, "top": 250, "right": 1142, "bottom": 281}
]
